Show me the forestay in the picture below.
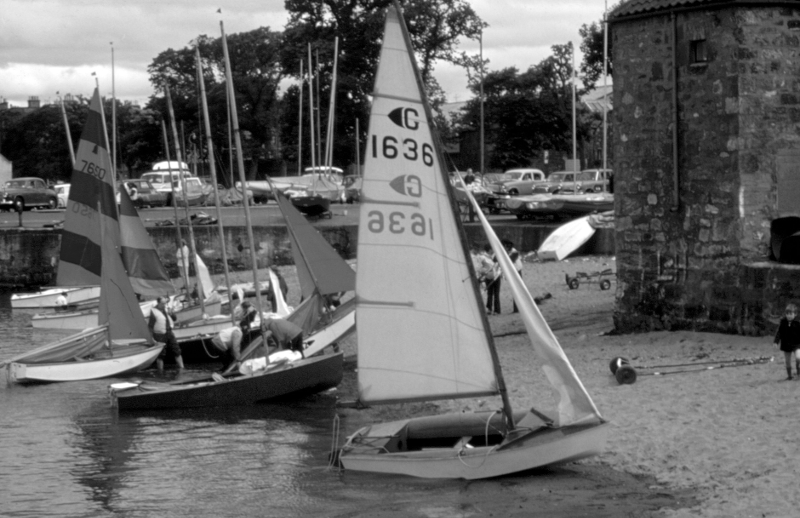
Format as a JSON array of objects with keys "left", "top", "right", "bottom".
[{"left": 355, "top": 7, "right": 497, "bottom": 405}]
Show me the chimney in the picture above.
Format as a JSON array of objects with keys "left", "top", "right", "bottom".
[
  {"left": 28, "top": 96, "right": 40, "bottom": 109},
  {"left": 0, "top": 99, "right": 8, "bottom": 111}
]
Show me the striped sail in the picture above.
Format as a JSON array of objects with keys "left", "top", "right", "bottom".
[
  {"left": 118, "top": 186, "right": 175, "bottom": 297},
  {"left": 56, "top": 89, "right": 119, "bottom": 287},
  {"left": 355, "top": 7, "right": 498, "bottom": 405}
]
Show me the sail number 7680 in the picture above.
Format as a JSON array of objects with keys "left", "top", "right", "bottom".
[
  {"left": 367, "top": 210, "right": 434, "bottom": 240},
  {"left": 371, "top": 135, "right": 434, "bottom": 166}
]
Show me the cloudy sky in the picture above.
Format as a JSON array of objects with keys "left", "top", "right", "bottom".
[{"left": 0, "top": 0, "right": 610, "bottom": 108}]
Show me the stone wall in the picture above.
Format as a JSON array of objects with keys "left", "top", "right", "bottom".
[
  {"left": 0, "top": 223, "right": 615, "bottom": 290},
  {"left": 612, "top": 5, "right": 800, "bottom": 335}
]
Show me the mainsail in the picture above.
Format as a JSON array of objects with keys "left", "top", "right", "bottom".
[
  {"left": 56, "top": 89, "right": 119, "bottom": 287},
  {"left": 355, "top": 6, "right": 497, "bottom": 405}
]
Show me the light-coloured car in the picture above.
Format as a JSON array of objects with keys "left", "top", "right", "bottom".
[
  {"left": 54, "top": 183, "right": 70, "bottom": 208},
  {"left": 489, "top": 168, "right": 546, "bottom": 196},
  {"left": 576, "top": 169, "right": 612, "bottom": 193}
]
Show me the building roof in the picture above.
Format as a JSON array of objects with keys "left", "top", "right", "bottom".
[{"left": 610, "top": 0, "right": 796, "bottom": 20}]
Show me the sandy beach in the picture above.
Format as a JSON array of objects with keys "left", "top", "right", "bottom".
[{"left": 268, "top": 254, "right": 794, "bottom": 518}]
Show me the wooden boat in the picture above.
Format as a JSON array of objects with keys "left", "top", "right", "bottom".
[
  {"left": 110, "top": 348, "right": 342, "bottom": 410},
  {"left": 2, "top": 89, "right": 164, "bottom": 384},
  {"left": 335, "top": 3, "right": 608, "bottom": 480}
]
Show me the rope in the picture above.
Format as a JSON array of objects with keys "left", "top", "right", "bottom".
[
  {"left": 456, "top": 410, "right": 501, "bottom": 469},
  {"left": 199, "top": 337, "right": 221, "bottom": 359}
]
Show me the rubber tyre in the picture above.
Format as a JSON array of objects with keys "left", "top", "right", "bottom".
[
  {"left": 615, "top": 365, "right": 637, "bottom": 385},
  {"left": 609, "top": 356, "right": 629, "bottom": 374},
  {"left": 600, "top": 279, "right": 611, "bottom": 290},
  {"left": 568, "top": 278, "right": 580, "bottom": 290}
]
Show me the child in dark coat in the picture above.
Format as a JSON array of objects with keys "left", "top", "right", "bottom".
[{"left": 773, "top": 302, "right": 800, "bottom": 380}]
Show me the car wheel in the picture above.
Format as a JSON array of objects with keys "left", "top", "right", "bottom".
[
  {"left": 13, "top": 197, "right": 24, "bottom": 213},
  {"left": 48, "top": 197, "right": 57, "bottom": 209}
]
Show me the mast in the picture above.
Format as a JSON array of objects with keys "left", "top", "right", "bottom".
[
  {"left": 58, "top": 93, "right": 75, "bottom": 167},
  {"left": 395, "top": 1, "right": 516, "bottom": 428},
  {"left": 324, "top": 37, "right": 339, "bottom": 171},
  {"left": 221, "top": 19, "right": 269, "bottom": 341},
  {"left": 307, "top": 44, "right": 317, "bottom": 188},
  {"left": 571, "top": 41, "right": 578, "bottom": 173},
  {"left": 315, "top": 48, "right": 322, "bottom": 174},
  {"left": 196, "top": 46, "right": 236, "bottom": 327},
  {"left": 165, "top": 85, "right": 206, "bottom": 313},
  {"left": 298, "top": 60, "right": 304, "bottom": 176},
  {"left": 111, "top": 42, "right": 117, "bottom": 177},
  {"left": 160, "top": 118, "right": 190, "bottom": 293}
]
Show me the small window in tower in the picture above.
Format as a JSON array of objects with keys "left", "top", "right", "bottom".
[{"left": 690, "top": 39, "right": 708, "bottom": 64}]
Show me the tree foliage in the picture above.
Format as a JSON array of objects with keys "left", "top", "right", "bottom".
[{"left": 579, "top": 20, "right": 612, "bottom": 87}]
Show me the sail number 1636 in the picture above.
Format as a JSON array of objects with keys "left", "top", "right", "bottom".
[
  {"left": 371, "top": 135, "right": 434, "bottom": 166},
  {"left": 367, "top": 210, "right": 433, "bottom": 240}
]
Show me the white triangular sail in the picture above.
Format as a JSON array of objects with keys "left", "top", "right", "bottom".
[
  {"left": 355, "top": 7, "right": 497, "bottom": 405},
  {"left": 462, "top": 181, "right": 603, "bottom": 426}
]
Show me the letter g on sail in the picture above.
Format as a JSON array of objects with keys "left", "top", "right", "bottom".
[
  {"left": 388, "top": 107, "right": 419, "bottom": 131},
  {"left": 389, "top": 175, "right": 422, "bottom": 197}
]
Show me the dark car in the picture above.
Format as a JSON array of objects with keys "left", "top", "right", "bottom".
[
  {"left": 120, "top": 179, "right": 170, "bottom": 208},
  {"left": 0, "top": 177, "right": 58, "bottom": 212}
]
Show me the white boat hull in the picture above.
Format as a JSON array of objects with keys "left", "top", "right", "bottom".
[
  {"left": 31, "top": 296, "right": 222, "bottom": 331},
  {"left": 11, "top": 286, "right": 101, "bottom": 309},
  {"left": 302, "top": 308, "right": 356, "bottom": 357},
  {"left": 7, "top": 343, "right": 164, "bottom": 384},
  {"left": 339, "top": 413, "right": 608, "bottom": 480}
]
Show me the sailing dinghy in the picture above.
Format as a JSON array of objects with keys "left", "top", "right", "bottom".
[
  {"left": 2, "top": 89, "right": 163, "bottom": 383},
  {"left": 335, "top": 3, "right": 607, "bottom": 479}
]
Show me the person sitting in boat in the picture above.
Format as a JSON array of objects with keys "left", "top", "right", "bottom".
[
  {"left": 209, "top": 301, "right": 258, "bottom": 370},
  {"left": 148, "top": 296, "right": 185, "bottom": 370},
  {"left": 261, "top": 316, "right": 304, "bottom": 356}
]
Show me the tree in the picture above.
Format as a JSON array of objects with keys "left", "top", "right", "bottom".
[
  {"left": 146, "top": 27, "right": 285, "bottom": 180},
  {"left": 457, "top": 43, "right": 595, "bottom": 170},
  {"left": 579, "top": 20, "right": 612, "bottom": 88}
]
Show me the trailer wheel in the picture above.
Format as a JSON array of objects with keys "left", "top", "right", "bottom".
[
  {"left": 568, "top": 278, "right": 579, "bottom": 290},
  {"left": 609, "top": 356, "right": 630, "bottom": 374},
  {"left": 615, "top": 365, "right": 637, "bottom": 385},
  {"left": 600, "top": 279, "right": 611, "bottom": 290}
]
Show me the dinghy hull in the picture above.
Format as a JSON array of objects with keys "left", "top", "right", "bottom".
[
  {"left": 339, "top": 411, "right": 609, "bottom": 479},
  {"left": 7, "top": 343, "right": 163, "bottom": 384},
  {"left": 110, "top": 351, "right": 343, "bottom": 410}
]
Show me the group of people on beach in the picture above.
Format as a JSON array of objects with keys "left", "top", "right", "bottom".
[
  {"left": 476, "top": 239, "right": 522, "bottom": 315},
  {"left": 774, "top": 302, "right": 800, "bottom": 380}
]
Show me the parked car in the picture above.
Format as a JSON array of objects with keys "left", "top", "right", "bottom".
[
  {"left": 531, "top": 170, "right": 580, "bottom": 194},
  {"left": 54, "top": 183, "right": 70, "bottom": 208},
  {"left": 0, "top": 177, "right": 58, "bottom": 212},
  {"left": 576, "top": 169, "right": 613, "bottom": 193},
  {"left": 489, "top": 168, "right": 546, "bottom": 196},
  {"left": 120, "top": 179, "right": 170, "bottom": 208},
  {"left": 140, "top": 169, "right": 195, "bottom": 197},
  {"left": 171, "top": 177, "right": 212, "bottom": 206}
]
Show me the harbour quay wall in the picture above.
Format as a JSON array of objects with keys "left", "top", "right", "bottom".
[{"left": 0, "top": 224, "right": 615, "bottom": 289}]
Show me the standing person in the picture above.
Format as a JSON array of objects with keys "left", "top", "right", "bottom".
[
  {"left": 503, "top": 240, "right": 523, "bottom": 313},
  {"left": 148, "top": 296, "right": 185, "bottom": 370},
  {"left": 477, "top": 245, "right": 502, "bottom": 315},
  {"left": 262, "top": 317, "right": 304, "bottom": 355},
  {"left": 773, "top": 302, "right": 800, "bottom": 380}
]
